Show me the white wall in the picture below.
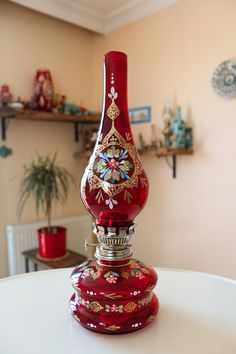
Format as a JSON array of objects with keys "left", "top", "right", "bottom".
[
  {"left": 0, "top": 1, "right": 93, "bottom": 277},
  {"left": 92, "top": 0, "right": 236, "bottom": 279}
]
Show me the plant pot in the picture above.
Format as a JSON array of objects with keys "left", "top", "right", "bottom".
[{"left": 38, "top": 226, "right": 66, "bottom": 260}]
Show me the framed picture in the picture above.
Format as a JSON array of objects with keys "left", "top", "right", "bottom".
[{"left": 129, "top": 106, "right": 151, "bottom": 124}]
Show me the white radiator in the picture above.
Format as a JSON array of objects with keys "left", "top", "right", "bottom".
[{"left": 6, "top": 214, "right": 92, "bottom": 276}]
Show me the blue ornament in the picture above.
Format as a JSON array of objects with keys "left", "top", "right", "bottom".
[
  {"left": 171, "top": 107, "right": 186, "bottom": 148},
  {"left": 0, "top": 145, "right": 12, "bottom": 158}
]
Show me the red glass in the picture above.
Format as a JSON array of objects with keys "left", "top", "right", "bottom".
[
  {"left": 33, "top": 69, "right": 54, "bottom": 111},
  {"left": 81, "top": 51, "right": 148, "bottom": 229},
  {"left": 70, "top": 51, "right": 159, "bottom": 334},
  {"left": 70, "top": 259, "right": 158, "bottom": 333},
  {"left": 38, "top": 226, "right": 66, "bottom": 259}
]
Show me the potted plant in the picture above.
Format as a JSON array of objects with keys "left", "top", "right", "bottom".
[{"left": 18, "top": 153, "right": 76, "bottom": 260}]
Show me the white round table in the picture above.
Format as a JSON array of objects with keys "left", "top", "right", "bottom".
[{"left": 0, "top": 268, "right": 235, "bottom": 354}]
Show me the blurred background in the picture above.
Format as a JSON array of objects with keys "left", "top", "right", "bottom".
[{"left": 0, "top": 0, "right": 235, "bottom": 279}]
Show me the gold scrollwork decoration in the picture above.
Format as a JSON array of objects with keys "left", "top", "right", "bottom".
[{"left": 107, "top": 99, "right": 120, "bottom": 120}]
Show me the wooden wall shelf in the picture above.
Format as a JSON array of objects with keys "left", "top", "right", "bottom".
[
  {"left": 0, "top": 108, "right": 100, "bottom": 142},
  {"left": 139, "top": 147, "right": 193, "bottom": 178}
]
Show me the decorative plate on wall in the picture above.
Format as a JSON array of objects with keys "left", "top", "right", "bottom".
[{"left": 212, "top": 59, "right": 236, "bottom": 98}]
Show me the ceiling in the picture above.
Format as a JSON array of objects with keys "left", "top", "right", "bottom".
[{"left": 10, "top": 0, "right": 179, "bottom": 34}]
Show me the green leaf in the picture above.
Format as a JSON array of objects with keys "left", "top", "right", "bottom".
[
  {"left": 104, "top": 272, "right": 111, "bottom": 278},
  {"left": 17, "top": 153, "right": 77, "bottom": 229}
]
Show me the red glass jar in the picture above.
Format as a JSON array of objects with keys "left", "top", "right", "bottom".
[
  {"left": 70, "top": 258, "right": 158, "bottom": 333},
  {"left": 33, "top": 69, "right": 54, "bottom": 111},
  {"left": 69, "top": 51, "right": 159, "bottom": 334}
]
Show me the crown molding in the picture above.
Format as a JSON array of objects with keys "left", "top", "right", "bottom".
[
  {"left": 10, "top": 0, "right": 105, "bottom": 34},
  {"left": 104, "top": 0, "right": 179, "bottom": 33},
  {"left": 10, "top": 0, "right": 179, "bottom": 34}
]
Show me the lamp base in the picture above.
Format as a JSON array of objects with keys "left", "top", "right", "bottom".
[{"left": 69, "top": 258, "right": 159, "bottom": 334}]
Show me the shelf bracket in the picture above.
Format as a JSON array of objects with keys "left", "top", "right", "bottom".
[
  {"left": 164, "top": 155, "right": 177, "bottom": 178},
  {"left": 173, "top": 155, "right": 177, "bottom": 178},
  {"left": 1, "top": 117, "right": 7, "bottom": 140},
  {"left": 74, "top": 122, "right": 80, "bottom": 142},
  {"left": 0, "top": 112, "right": 15, "bottom": 141}
]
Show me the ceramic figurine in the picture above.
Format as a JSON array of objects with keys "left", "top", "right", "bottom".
[
  {"left": 64, "top": 103, "right": 89, "bottom": 116},
  {"left": 171, "top": 106, "right": 186, "bottom": 148},
  {"left": 84, "top": 127, "right": 98, "bottom": 151},
  {"left": 185, "top": 127, "right": 193, "bottom": 148},
  {"left": 150, "top": 124, "right": 158, "bottom": 147},
  {"left": 53, "top": 94, "right": 66, "bottom": 113},
  {"left": 162, "top": 101, "right": 173, "bottom": 148},
  {"left": 0, "top": 85, "right": 12, "bottom": 106}
]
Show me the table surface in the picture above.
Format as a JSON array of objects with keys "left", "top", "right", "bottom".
[{"left": 0, "top": 267, "right": 235, "bottom": 354}]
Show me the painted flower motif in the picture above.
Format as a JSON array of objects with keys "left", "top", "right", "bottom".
[
  {"left": 81, "top": 271, "right": 90, "bottom": 279},
  {"left": 105, "top": 304, "right": 123, "bottom": 313},
  {"left": 138, "top": 298, "right": 146, "bottom": 307},
  {"left": 110, "top": 304, "right": 119, "bottom": 312},
  {"left": 135, "top": 271, "right": 145, "bottom": 280},
  {"left": 106, "top": 274, "right": 118, "bottom": 284},
  {"left": 108, "top": 86, "right": 118, "bottom": 100},
  {"left": 104, "top": 271, "right": 119, "bottom": 283},
  {"left": 105, "top": 198, "right": 118, "bottom": 209},
  {"left": 95, "top": 145, "right": 133, "bottom": 184}
]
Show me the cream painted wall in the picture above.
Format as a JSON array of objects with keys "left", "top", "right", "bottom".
[
  {"left": 92, "top": 0, "right": 236, "bottom": 279},
  {"left": 1, "top": 0, "right": 236, "bottom": 280},
  {"left": 0, "top": 1, "right": 93, "bottom": 276}
]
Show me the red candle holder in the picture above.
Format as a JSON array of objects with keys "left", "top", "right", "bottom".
[{"left": 69, "top": 51, "right": 159, "bottom": 334}]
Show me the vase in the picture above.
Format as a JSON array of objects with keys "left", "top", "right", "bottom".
[
  {"left": 33, "top": 69, "right": 54, "bottom": 111},
  {"left": 69, "top": 51, "right": 159, "bottom": 334},
  {"left": 38, "top": 226, "right": 66, "bottom": 260}
]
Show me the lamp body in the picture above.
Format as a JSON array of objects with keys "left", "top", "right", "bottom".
[
  {"left": 69, "top": 51, "right": 159, "bottom": 334},
  {"left": 70, "top": 259, "right": 158, "bottom": 333}
]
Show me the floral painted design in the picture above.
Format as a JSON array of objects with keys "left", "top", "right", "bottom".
[
  {"left": 77, "top": 295, "right": 152, "bottom": 314},
  {"left": 105, "top": 197, "right": 118, "bottom": 209},
  {"left": 104, "top": 271, "right": 119, "bottom": 284},
  {"left": 131, "top": 269, "right": 145, "bottom": 280},
  {"left": 108, "top": 86, "right": 118, "bottom": 100},
  {"left": 81, "top": 267, "right": 95, "bottom": 279},
  {"left": 105, "top": 304, "right": 123, "bottom": 313},
  {"left": 135, "top": 272, "right": 145, "bottom": 280},
  {"left": 137, "top": 298, "right": 146, "bottom": 308},
  {"left": 95, "top": 146, "right": 133, "bottom": 184}
]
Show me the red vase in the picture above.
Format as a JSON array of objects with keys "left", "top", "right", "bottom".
[
  {"left": 69, "top": 51, "right": 159, "bottom": 333},
  {"left": 38, "top": 226, "right": 66, "bottom": 259},
  {"left": 33, "top": 69, "right": 54, "bottom": 111}
]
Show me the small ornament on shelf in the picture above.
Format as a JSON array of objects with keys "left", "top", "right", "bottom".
[
  {"left": 162, "top": 100, "right": 173, "bottom": 148},
  {"left": 84, "top": 126, "right": 98, "bottom": 151},
  {"left": 185, "top": 127, "right": 193, "bottom": 148},
  {"left": 0, "top": 145, "right": 12, "bottom": 158},
  {"left": 171, "top": 106, "right": 186, "bottom": 148},
  {"left": 53, "top": 94, "right": 66, "bottom": 113},
  {"left": 150, "top": 124, "right": 158, "bottom": 148},
  {"left": 33, "top": 69, "right": 54, "bottom": 112},
  {"left": 0, "top": 85, "right": 12, "bottom": 107},
  {"left": 161, "top": 105, "right": 193, "bottom": 149},
  {"left": 63, "top": 102, "right": 89, "bottom": 116}
]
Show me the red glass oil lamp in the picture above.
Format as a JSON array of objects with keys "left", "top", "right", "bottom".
[{"left": 69, "top": 51, "right": 159, "bottom": 334}]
